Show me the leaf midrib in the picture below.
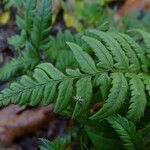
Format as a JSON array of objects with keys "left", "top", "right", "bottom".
[{"left": 0, "top": 68, "right": 145, "bottom": 102}]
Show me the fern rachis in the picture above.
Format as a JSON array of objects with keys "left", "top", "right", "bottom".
[{"left": 0, "top": 29, "right": 150, "bottom": 124}]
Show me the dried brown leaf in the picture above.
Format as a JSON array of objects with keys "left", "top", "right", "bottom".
[{"left": 0, "top": 104, "right": 54, "bottom": 145}]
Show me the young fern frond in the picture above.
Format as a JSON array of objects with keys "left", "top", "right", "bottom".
[
  {"left": 45, "top": 30, "right": 79, "bottom": 71},
  {"left": 31, "top": 0, "right": 52, "bottom": 49},
  {"left": 1, "top": 0, "right": 52, "bottom": 81},
  {"left": 8, "top": 30, "right": 27, "bottom": 51},
  {"left": 15, "top": 0, "right": 36, "bottom": 33},
  {"left": 8, "top": 0, "right": 36, "bottom": 50},
  {"left": 107, "top": 115, "right": 145, "bottom": 150},
  {"left": 23, "top": 0, "right": 36, "bottom": 32},
  {"left": 0, "top": 30, "right": 150, "bottom": 123},
  {"left": 0, "top": 42, "right": 40, "bottom": 81},
  {"left": 0, "top": 57, "right": 22, "bottom": 81}
]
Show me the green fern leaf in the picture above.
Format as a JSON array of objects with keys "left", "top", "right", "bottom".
[
  {"left": 90, "top": 73, "right": 128, "bottom": 120},
  {"left": 126, "top": 73, "right": 147, "bottom": 123},
  {"left": 55, "top": 79, "right": 73, "bottom": 113},
  {"left": 33, "top": 68, "right": 56, "bottom": 105},
  {"left": 31, "top": 0, "right": 52, "bottom": 49},
  {"left": 67, "top": 42, "right": 98, "bottom": 74},
  {"left": 110, "top": 33, "right": 140, "bottom": 72},
  {"left": 45, "top": 30, "right": 80, "bottom": 72},
  {"left": 129, "top": 29, "right": 150, "bottom": 55},
  {"left": 72, "top": 77, "right": 92, "bottom": 118},
  {"left": 0, "top": 42, "right": 40, "bottom": 81},
  {"left": 140, "top": 73, "right": 150, "bottom": 96},
  {"left": 0, "top": 65, "right": 50, "bottom": 106},
  {"left": 66, "top": 68, "right": 82, "bottom": 76},
  {"left": 37, "top": 63, "right": 64, "bottom": 80},
  {"left": 23, "top": 0, "right": 36, "bottom": 32},
  {"left": 94, "top": 73, "right": 111, "bottom": 100},
  {"left": 87, "top": 29, "right": 129, "bottom": 70},
  {"left": 1, "top": 29, "right": 150, "bottom": 123},
  {"left": 120, "top": 33, "right": 148, "bottom": 72},
  {"left": 0, "top": 57, "right": 22, "bottom": 81},
  {"left": 107, "top": 114, "right": 145, "bottom": 150},
  {"left": 85, "top": 124, "right": 123, "bottom": 150},
  {"left": 82, "top": 35, "right": 113, "bottom": 69},
  {"left": 8, "top": 30, "right": 26, "bottom": 50},
  {"left": 56, "top": 51, "right": 78, "bottom": 71},
  {"left": 15, "top": 0, "right": 36, "bottom": 32},
  {"left": 45, "top": 31, "right": 74, "bottom": 61}
]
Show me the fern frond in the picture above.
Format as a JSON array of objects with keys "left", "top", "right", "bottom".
[
  {"left": 139, "top": 73, "right": 150, "bottom": 96},
  {"left": 0, "top": 43, "right": 40, "bottom": 81},
  {"left": 55, "top": 78, "right": 73, "bottom": 112},
  {"left": 129, "top": 29, "right": 150, "bottom": 55},
  {"left": 0, "top": 38, "right": 101, "bottom": 116},
  {"left": 85, "top": 124, "right": 123, "bottom": 150},
  {"left": 90, "top": 73, "right": 128, "bottom": 120},
  {"left": 0, "top": 58, "right": 93, "bottom": 117},
  {"left": 107, "top": 114, "right": 145, "bottom": 150},
  {"left": 67, "top": 42, "right": 98, "bottom": 74},
  {"left": 55, "top": 50, "right": 78, "bottom": 71},
  {"left": 110, "top": 33, "right": 140, "bottom": 72},
  {"left": 23, "top": 0, "right": 36, "bottom": 32},
  {"left": 119, "top": 33, "right": 148, "bottom": 72},
  {"left": 94, "top": 73, "right": 111, "bottom": 100},
  {"left": 0, "top": 57, "right": 22, "bottom": 81},
  {"left": 82, "top": 35, "right": 113, "bottom": 69},
  {"left": 45, "top": 30, "right": 78, "bottom": 71},
  {"left": 87, "top": 29, "right": 129, "bottom": 70},
  {"left": 0, "top": 30, "right": 149, "bottom": 122},
  {"left": 8, "top": 30, "right": 26, "bottom": 51},
  {"left": 31, "top": 0, "right": 52, "bottom": 49},
  {"left": 126, "top": 73, "right": 147, "bottom": 123},
  {"left": 16, "top": 0, "right": 36, "bottom": 32},
  {"left": 5, "top": 0, "right": 52, "bottom": 81},
  {"left": 72, "top": 76, "right": 92, "bottom": 118}
]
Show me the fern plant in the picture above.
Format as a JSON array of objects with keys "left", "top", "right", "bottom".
[
  {"left": 1, "top": 29, "right": 149, "bottom": 120},
  {"left": 0, "top": 0, "right": 52, "bottom": 81},
  {"left": 45, "top": 30, "right": 79, "bottom": 71},
  {"left": 1, "top": 27, "right": 150, "bottom": 149},
  {"left": 1, "top": 1, "right": 150, "bottom": 149}
]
